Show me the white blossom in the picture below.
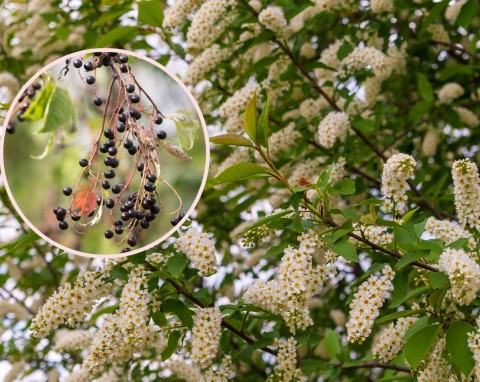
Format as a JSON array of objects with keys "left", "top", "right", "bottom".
[
  {"left": 438, "top": 248, "right": 480, "bottom": 305},
  {"left": 271, "top": 338, "right": 307, "bottom": 381},
  {"left": 163, "top": 0, "right": 202, "bottom": 29},
  {"left": 456, "top": 106, "right": 479, "bottom": 127},
  {"left": 445, "top": 0, "right": 466, "bottom": 22},
  {"left": 425, "top": 217, "right": 476, "bottom": 250},
  {"left": 381, "top": 153, "right": 416, "bottom": 213},
  {"left": 185, "top": 44, "right": 232, "bottom": 85},
  {"left": 316, "top": 111, "right": 351, "bottom": 148},
  {"left": 370, "top": 0, "right": 393, "bottom": 13},
  {"left": 191, "top": 307, "right": 222, "bottom": 368},
  {"left": 372, "top": 316, "right": 418, "bottom": 362},
  {"left": 437, "top": 82, "right": 464, "bottom": 104},
  {"left": 346, "top": 265, "right": 395, "bottom": 343},
  {"left": 268, "top": 123, "right": 302, "bottom": 160},
  {"left": 53, "top": 329, "right": 94, "bottom": 352},
  {"left": 422, "top": 129, "right": 439, "bottom": 157},
  {"left": 417, "top": 338, "right": 453, "bottom": 381},
  {"left": 452, "top": 158, "right": 480, "bottom": 229},
  {"left": 258, "top": 6, "right": 289, "bottom": 37},
  {"left": 175, "top": 227, "right": 217, "bottom": 276},
  {"left": 427, "top": 24, "right": 451, "bottom": 44}
]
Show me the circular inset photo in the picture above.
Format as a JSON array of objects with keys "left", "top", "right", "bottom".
[{"left": 1, "top": 49, "right": 209, "bottom": 257}]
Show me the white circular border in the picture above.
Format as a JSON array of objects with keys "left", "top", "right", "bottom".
[{"left": 0, "top": 48, "right": 210, "bottom": 259}]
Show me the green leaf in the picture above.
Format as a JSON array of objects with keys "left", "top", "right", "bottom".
[
  {"left": 22, "top": 79, "right": 55, "bottom": 122},
  {"left": 128, "top": 252, "right": 146, "bottom": 264},
  {"left": 404, "top": 324, "right": 442, "bottom": 370},
  {"left": 137, "top": 0, "right": 164, "bottom": 27},
  {"left": 429, "top": 272, "right": 450, "bottom": 289},
  {"left": 161, "top": 330, "right": 181, "bottom": 361},
  {"left": 352, "top": 118, "right": 375, "bottom": 134},
  {"left": 457, "top": 0, "right": 479, "bottom": 28},
  {"left": 402, "top": 208, "right": 419, "bottom": 223},
  {"left": 329, "top": 178, "right": 355, "bottom": 195},
  {"left": 376, "top": 309, "right": 423, "bottom": 324},
  {"left": 166, "top": 253, "right": 187, "bottom": 278},
  {"left": 38, "top": 86, "right": 74, "bottom": 133},
  {"left": 31, "top": 132, "right": 56, "bottom": 160},
  {"left": 328, "top": 238, "right": 358, "bottom": 262},
  {"left": 205, "top": 162, "right": 270, "bottom": 189},
  {"left": 167, "top": 109, "right": 200, "bottom": 151},
  {"left": 239, "top": 210, "right": 291, "bottom": 235},
  {"left": 256, "top": 94, "right": 271, "bottom": 148},
  {"left": 209, "top": 134, "right": 254, "bottom": 147},
  {"left": 92, "top": 9, "right": 129, "bottom": 27},
  {"left": 110, "top": 265, "right": 129, "bottom": 281},
  {"left": 11, "top": 231, "right": 40, "bottom": 251},
  {"left": 162, "top": 299, "right": 194, "bottom": 328},
  {"left": 88, "top": 304, "right": 119, "bottom": 323},
  {"left": 244, "top": 92, "right": 257, "bottom": 142},
  {"left": 96, "top": 26, "right": 138, "bottom": 46},
  {"left": 300, "top": 359, "right": 333, "bottom": 374},
  {"left": 417, "top": 73, "right": 434, "bottom": 102},
  {"left": 152, "top": 311, "right": 167, "bottom": 326},
  {"left": 316, "top": 163, "right": 335, "bottom": 190},
  {"left": 395, "top": 251, "right": 428, "bottom": 269},
  {"left": 446, "top": 321, "right": 475, "bottom": 376},
  {"left": 323, "top": 330, "right": 341, "bottom": 360},
  {"left": 337, "top": 41, "right": 353, "bottom": 60}
]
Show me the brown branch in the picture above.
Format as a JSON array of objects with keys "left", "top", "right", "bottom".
[
  {"left": 333, "top": 360, "right": 410, "bottom": 373},
  {"left": 431, "top": 40, "right": 480, "bottom": 61}
]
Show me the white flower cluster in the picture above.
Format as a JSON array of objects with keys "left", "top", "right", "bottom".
[
  {"left": 452, "top": 158, "right": 480, "bottom": 230},
  {"left": 168, "top": 359, "right": 204, "bottom": 382},
  {"left": 83, "top": 266, "right": 150, "bottom": 374},
  {"left": 186, "top": 0, "right": 235, "bottom": 50},
  {"left": 381, "top": 153, "right": 416, "bottom": 213},
  {"left": 175, "top": 227, "right": 217, "bottom": 276},
  {"left": 287, "top": 156, "right": 328, "bottom": 187},
  {"left": 0, "top": 72, "right": 20, "bottom": 104},
  {"left": 372, "top": 316, "right": 418, "bottom": 362},
  {"left": 421, "top": 129, "right": 439, "bottom": 157},
  {"left": 64, "top": 367, "right": 89, "bottom": 382},
  {"left": 427, "top": 24, "right": 451, "bottom": 44},
  {"left": 271, "top": 338, "right": 307, "bottom": 382},
  {"left": 316, "top": 111, "right": 351, "bottom": 148},
  {"left": 219, "top": 82, "right": 260, "bottom": 133},
  {"left": 244, "top": 231, "right": 330, "bottom": 333},
  {"left": 30, "top": 266, "right": 114, "bottom": 338},
  {"left": 340, "top": 46, "right": 394, "bottom": 80},
  {"left": 261, "top": 58, "right": 290, "bottom": 97},
  {"left": 417, "top": 338, "right": 452, "bottom": 381},
  {"left": 163, "top": 0, "right": 200, "bottom": 29},
  {"left": 299, "top": 98, "right": 325, "bottom": 120},
  {"left": 203, "top": 356, "right": 235, "bottom": 381},
  {"left": 437, "top": 82, "right": 464, "bottom": 104},
  {"left": 445, "top": 0, "right": 466, "bottom": 22},
  {"left": 258, "top": 6, "right": 288, "bottom": 37},
  {"left": 425, "top": 217, "right": 476, "bottom": 250},
  {"left": 53, "top": 329, "right": 94, "bottom": 352},
  {"left": 346, "top": 265, "right": 395, "bottom": 343},
  {"left": 315, "top": 40, "right": 343, "bottom": 82},
  {"left": 370, "top": 0, "right": 393, "bottom": 13},
  {"left": 268, "top": 123, "right": 302, "bottom": 160},
  {"left": 456, "top": 106, "right": 479, "bottom": 127},
  {"left": 191, "top": 307, "right": 222, "bottom": 368},
  {"left": 468, "top": 318, "right": 480, "bottom": 381},
  {"left": 185, "top": 45, "right": 231, "bottom": 85},
  {"left": 0, "top": 300, "right": 30, "bottom": 320},
  {"left": 146, "top": 252, "right": 173, "bottom": 266},
  {"left": 354, "top": 224, "right": 393, "bottom": 245},
  {"left": 438, "top": 248, "right": 480, "bottom": 305}
]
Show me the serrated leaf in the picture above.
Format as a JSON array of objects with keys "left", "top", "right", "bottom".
[
  {"left": 209, "top": 134, "right": 254, "bottom": 147},
  {"left": 167, "top": 109, "right": 200, "bottom": 151},
  {"left": 429, "top": 272, "right": 450, "bottom": 289},
  {"left": 316, "top": 163, "right": 335, "bottom": 190},
  {"left": 328, "top": 238, "right": 358, "bottom": 262},
  {"left": 206, "top": 162, "right": 270, "bottom": 189},
  {"left": 161, "top": 330, "right": 181, "bottom": 361},
  {"left": 72, "top": 182, "right": 98, "bottom": 217},
  {"left": 323, "top": 330, "right": 341, "bottom": 360},
  {"left": 110, "top": 265, "right": 129, "bottom": 281},
  {"left": 446, "top": 321, "right": 475, "bottom": 376},
  {"left": 162, "top": 299, "right": 194, "bottom": 328},
  {"left": 39, "top": 86, "right": 74, "bottom": 133},
  {"left": 166, "top": 253, "right": 187, "bottom": 278},
  {"left": 137, "top": 0, "right": 164, "bottom": 27},
  {"left": 376, "top": 309, "right": 423, "bottom": 324},
  {"left": 329, "top": 178, "right": 355, "bottom": 195},
  {"left": 96, "top": 26, "right": 138, "bottom": 46},
  {"left": 22, "top": 79, "right": 55, "bottom": 122},
  {"left": 244, "top": 92, "right": 257, "bottom": 142},
  {"left": 417, "top": 73, "right": 434, "bottom": 102},
  {"left": 257, "top": 94, "right": 271, "bottom": 147},
  {"left": 457, "top": 0, "right": 478, "bottom": 28},
  {"left": 405, "top": 324, "right": 442, "bottom": 370}
]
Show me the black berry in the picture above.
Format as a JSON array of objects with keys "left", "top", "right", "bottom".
[
  {"left": 79, "top": 158, "right": 89, "bottom": 167},
  {"left": 144, "top": 182, "right": 155, "bottom": 192},
  {"left": 71, "top": 213, "right": 81, "bottom": 221},
  {"left": 145, "top": 212, "right": 155, "bottom": 221},
  {"left": 32, "top": 82, "right": 42, "bottom": 90},
  {"left": 140, "top": 220, "right": 150, "bottom": 229},
  {"left": 105, "top": 198, "right": 115, "bottom": 209},
  {"left": 104, "top": 230, "right": 114, "bottom": 239},
  {"left": 126, "top": 84, "right": 135, "bottom": 93},
  {"left": 110, "top": 158, "right": 119, "bottom": 168},
  {"left": 99, "top": 144, "right": 108, "bottom": 153},
  {"left": 129, "top": 109, "right": 141, "bottom": 120},
  {"left": 120, "top": 64, "right": 129, "bottom": 73},
  {"left": 86, "top": 76, "right": 96, "bottom": 85},
  {"left": 6, "top": 122, "right": 15, "bottom": 134},
  {"left": 59, "top": 221, "right": 69, "bottom": 230},
  {"left": 147, "top": 174, "right": 157, "bottom": 183},
  {"left": 119, "top": 55, "right": 129, "bottom": 63},
  {"left": 115, "top": 226, "right": 123, "bottom": 235},
  {"left": 104, "top": 170, "right": 115, "bottom": 179},
  {"left": 104, "top": 157, "right": 113, "bottom": 166},
  {"left": 129, "top": 94, "right": 140, "bottom": 103},
  {"left": 128, "top": 146, "right": 137, "bottom": 155},
  {"left": 112, "top": 184, "right": 122, "bottom": 194},
  {"left": 124, "top": 139, "right": 133, "bottom": 149},
  {"left": 94, "top": 97, "right": 103, "bottom": 106},
  {"left": 73, "top": 59, "right": 82, "bottom": 68},
  {"left": 170, "top": 217, "right": 180, "bottom": 226},
  {"left": 97, "top": 196, "right": 103, "bottom": 206},
  {"left": 118, "top": 113, "right": 127, "bottom": 123},
  {"left": 127, "top": 237, "right": 137, "bottom": 246},
  {"left": 157, "top": 130, "right": 167, "bottom": 140},
  {"left": 108, "top": 147, "right": 118, "bottom": 156},
  {"left": 104, "top": 128, "right": 114, "bottom": 139},
  {"left": 102, "top": 181, "right": 111, "bottom": 190},
  {"left": 150, "top": 205, "right": 160, "bottom": 214},
  {"left": 84, "top": 61, "right": 94, "bottom": 71},
  {"left": 179, "top": 212, "right": 185, "bottom": 219},
  {"left": 63, "top": 187, "right": 72, "bottom": 196},
  {"left": 137, "top": 163, "right": 145, "bottom": 172},
  {"left": 106, "top": 139, "right": 115, "bottom": 148},
  {"left": 155, "top": 115, "right": 163, "bottom": 124},
  {"left": 56, "top": 207, "right": 67, "bottom": 218},
  {"left": 116, "top": 123, "right": 126, "bottom": 133}
]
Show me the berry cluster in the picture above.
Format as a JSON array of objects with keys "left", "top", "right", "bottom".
[
  {"left": 50, "top": 51, "right": 188, "bottom": 252},
  {"left": 6, "top": 81, "right": 42, "bottom": 134}
]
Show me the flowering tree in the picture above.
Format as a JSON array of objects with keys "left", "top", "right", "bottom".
[{"left": 1, "top": 0, "right": 480, "bottom": 381}]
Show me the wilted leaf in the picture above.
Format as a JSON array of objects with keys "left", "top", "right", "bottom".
[
  {"left": 72, "top": 182, "right": 98, "bottom": 217},
  {"left": 166, "top": 109, "right": 200, "bottom": 151}
]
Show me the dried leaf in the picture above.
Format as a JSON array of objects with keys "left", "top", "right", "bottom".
[{"left": 72, "top": 183, "right": 98, "bottom": 217}]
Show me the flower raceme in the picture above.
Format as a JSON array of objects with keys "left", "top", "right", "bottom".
[
  {"left": 381, "top": 153, "right": 416, "bottom": 213},
  {"left": 452, "top": 158, "right": 480, "bottom": 230}
]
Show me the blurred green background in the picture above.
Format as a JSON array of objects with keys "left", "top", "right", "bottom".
[{"left": 3, "top": 57, "right": 207, "bottom": 255}]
